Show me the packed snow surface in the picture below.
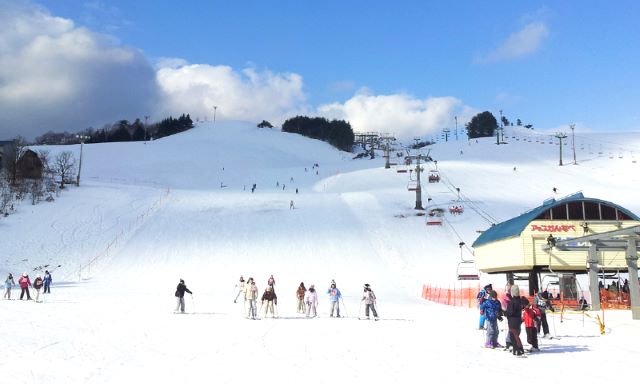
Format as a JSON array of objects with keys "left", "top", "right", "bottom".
[{"left": 1, "top": 121, "right": 639, "bottom": 383}]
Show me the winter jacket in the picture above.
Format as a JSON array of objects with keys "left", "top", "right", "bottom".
[
  {"left": 522, "top": 305, "right": 541, "bottom": 328},
  {"left": 505, "top": 296, "right": 523, "bottom": 329},
  {"left": 261, "top": 289, "right": 277, "bottom": 304},
  {"left": 245, "top": 283, "right": 258, "bottom": 300},
  {"left": 18, "top": 276, "right": 31, "bottom": 289},
  {"left": 4, "top": 277, "right": 14, "bottom": 289},
  {"left": 327, "top": 287, "right": 341, "bottom": 302},
  {"left": 479, "top": 298, "right": 502, "bottom": 321},
  {"left": 362, "top": 290, "right": 376, "bottom": 305},
  {"left": 33, "top": 277, "right": 43, "bottom": 290},
  {"left": 296, "top": 286, "right": 306, "bottom": 299},
  {"left": 305, "top": 289, "right": 318, "bottom": 305},
  {"left": 43, "top": 273, "right": 52, "bottom": 285},
  {"left": 174, "top": 282, "right": 192, "bottom": 298},
  {"left": 535, "top": 292, "right": 554, "bottom": 312}
]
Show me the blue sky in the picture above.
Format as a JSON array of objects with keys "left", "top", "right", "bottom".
[{"left": 2, "top": 0, "right": 639, "bottom": 139}]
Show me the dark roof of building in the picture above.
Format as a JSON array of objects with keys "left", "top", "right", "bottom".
[{"left": 471, "top": 192, "right": 640, "bottom": 248}]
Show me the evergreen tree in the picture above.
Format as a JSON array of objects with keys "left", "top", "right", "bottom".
[{"left": 466, "top": 111, "right": 498, "bottom": 139}]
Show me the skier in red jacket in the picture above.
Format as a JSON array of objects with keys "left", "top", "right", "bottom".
[
  {"left": 522, "top": 297, "right": 541, "bottom": 352},
  {"left": 18, "top": 273, "right": 32, "bottom": 300}
]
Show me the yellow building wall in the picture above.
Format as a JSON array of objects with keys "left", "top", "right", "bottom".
[{"left": 475, "top": 220, "right": 639, "bottom": 273}]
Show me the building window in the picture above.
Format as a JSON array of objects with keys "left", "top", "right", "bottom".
[
  {"left": 616, "top": 209, "right": 633, "bottom": 220},
  {"left": 535, "top": 209, "right": 552, "bottom": 220},
  {"left": 601, "top": 204, "right": 617, "bottom": 220},
  {"left": 551, "top": 204, "right": 568, "bottom": 220},
  {"left": 584, "top": 201, "right": 600, "bottom": 220},
  {"left": 567, "top": 201, "right": 584, "bottom": 220}
]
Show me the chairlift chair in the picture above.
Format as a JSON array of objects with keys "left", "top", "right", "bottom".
[
  {"left": 448, "top": 204, "right": 464, "bottom": 215},
  {"left": 428, "top": 170, "right": 440, "bottom": 183},
  {"left": 457, "top": 243, "right": 479, "bottom": 280},
  {"left": 407, "top": 181, "right": 418, "bottom": 191},
  {"left": 426, "top": 208, "right": 444, "bottom": 225}
]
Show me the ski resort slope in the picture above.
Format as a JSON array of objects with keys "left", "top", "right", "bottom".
[{"left": 1, "top": 122, "right": 639, "bottom": 383}]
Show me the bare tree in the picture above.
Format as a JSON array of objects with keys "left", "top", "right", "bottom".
[
  {"left": 9, "top": 136, "right": 27, "bottom": 185},
  {"left": 0, "top": 176, "right": 13, "bottom": 216},
  {"left": 29, "top": 179, "right": 44, "bottom": 205},
  {"left": 53, "top": 151, "right": 76, "bottom": 189}
]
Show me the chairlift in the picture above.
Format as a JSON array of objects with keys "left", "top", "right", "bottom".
[
  {"left": 428, "top": 170, "right": 440, "bottom": 183},
  {"left": 396, "top": 165, "right": 408, "bottom": 173},
  {"left": 407, "top": 181, "right": 418, "bottom": 191},
  {"left": 457, "top": 242, "right": 479, "bottom": 280},
  {"left": 426, "top": 208, "right": 444, "bottom": 225},
  {"left": 449, "top": 204, "right": 464, "bottom": 215}
]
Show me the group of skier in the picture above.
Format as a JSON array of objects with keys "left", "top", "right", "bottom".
[
  {"left": 477, "top": 281, "right": 554, "bottom": 357},
  {"left": 3, "top": 271, "right": 52, "bottom": 302},
  {"left": 175, "top": 275, "right": 379, "bottom": 319}
]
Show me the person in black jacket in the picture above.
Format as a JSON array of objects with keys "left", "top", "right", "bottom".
[
  {"left": 504, "top": 285, "right": 525, "bottom": 356},
  {"left": 174, "top": 279, "right": 192, "bottom": 313}
]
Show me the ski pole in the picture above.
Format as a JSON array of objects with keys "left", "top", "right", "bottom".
[
  {"left": 190, "top": 294, "right": 195, "bottom": 314},
  {"left": 340, "top": 297, "right": 348, "bottom": 318}
]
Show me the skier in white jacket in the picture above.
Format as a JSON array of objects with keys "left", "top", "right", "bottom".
[
  {"left": 361, "top": 283, "right": 379, "bottom": 320},
  {"left": 304, "top": 284, "right": 318, "bottom": 318}
]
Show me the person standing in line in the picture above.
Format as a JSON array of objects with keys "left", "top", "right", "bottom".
[
  {"left": 261, "top": 286, "right": 278, "bottom": 318},
  {"left": 18, "top": 273, "right": 32, "bottom": 300},
  {"left": 305, "top": 285, "right": 318, "bottom": 318},
  {"left": 476, "top": 284, "right": 492, "bottom": 329},
  {"left": 4, "top": 273, "right": 15, "bottom": 300},
  {"left": 505, "top": 285, "right": 525, "bottom": 356},
  {"left": 174, "top": 279, "right": 192, "bottom": 313},
  {"left": 361, "top": 283, "right": 379, "bottom": 320},
  {"left": 244, "top": 278, "right": 259, "bottom": 319},
  {"left": 33, "top": 274, "right": 43, "bottom": 302},
  {"left": 521, "top": 297, "right": 541, "bottom": 352},
  {"left": 43, "top": 270, "right": 52, "bottom": 294},
  {"left": 296, "top": 282, "right": 307, "bottom": 314},
  {"left": 267, "top": 275, "right": 275, "bottom": 288},
  {"left": 480, "top": 290, "right": 503, "bottom": 348},
  {"left": 327, "top": 282, "right": 342, "bottom": 317},
  {"left": 534, "top": 290, "right": 554, "bottom": 338},
  {"left": 233, "top": 276, "right": 245, "bottom": 303}
]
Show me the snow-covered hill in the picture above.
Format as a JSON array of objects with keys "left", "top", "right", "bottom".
[{"left": 1, "top": 121, "right": 639, "bottom": 383}]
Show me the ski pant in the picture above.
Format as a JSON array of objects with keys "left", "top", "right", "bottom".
[
  {"left": 526, "top": 327, "right": 539, "bottom": 349},
  {"left": 364, "top": 303, "right": 378, "bottom": 318},
  {"left": 479, "top": 312, "right": 486, "bottom": 328},
  {"left": 175, "top": 296, "right": 186, "bottom": 313},
  {"left": 508, "top": 326, "right": 524, "bottom": 354},
  {"left": 246, "top": 299, "right": 257, "bottom": 318},
  {"left": 44, "top": 283, "right": 50, "bottom": 294},
  {"left": 20, "top": 287, "right": 31, "bottom": 300},
  {"left": 537, "top": 310, "right": 550, "bottom": 335},
  {"left": 35, "top": 288, "right": 41, "bottom": 302},
  {"left": 330, "top": 300, "right": 340, "bottom": 317},
  {"left": 306, "top": 302, "right": 317, "bottom": 317},
  {"left": 486, "top": 319, "right": 499, "bottom": 346},
  {"left": 263, "top": 301, "right": 276, "bottom": 317},
  {"left": 3, "top": 288, "right": 10, "bottom": 299},
  {"left": 296, "top": 298, "right": 306, "bottom": 313}
]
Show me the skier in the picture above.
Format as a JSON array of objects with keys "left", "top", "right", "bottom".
[
  {"left": 290, "top": 200, "right": 295, "bottom": 210},
  {"left": 361, "top": 283, "right": 379, "bottom": 320},
  {"left": 476, "top": 284, "right": 492, "bottom": 329},
  {"left": 3, "top": 273, "right": 15, "bottom": 300},
  {"left": 18, "top": 273, "right": 32, "bottom": 300},
  {"left": 296, "top": 282, "right": 307, "bottom": 314},
  {"left": 327, "top": 282, "right": 342, "bottom": 317},
  {"left": 305, "top": 284, "right": 318, "bottom": 318},
  {"left": 267, "top": 274, "right": 275, "bottom": 288},
  {"left": 534, "top": 290, "right": 554, "bottom": 338},
  {"left": 244, "top": 277, "right": 259, "bottom": 319},
  {"left": 174, "top": 279, "right": 192, "bottom": 313},
  {"left": 43, "top": 270, "right": 52, "bottom": 294},
  {"left": 261, "top": 286, "right": 278, "bottom": 318},
  {"left": 233, "top": 275, "right": 245, "bottom": 303},
  {"left": 504, "top": 285, "right": 525, "bottom": 356},
  {"left": 522, "top": 297, "right": 541, "bottom": 352},
  {"left": 479, "top": 290, "right": 503, "bottom": 348},
  {"left": 33, "top": 274, "right": 43, "bottom": 302}
]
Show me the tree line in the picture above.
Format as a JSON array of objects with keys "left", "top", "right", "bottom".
[
  {"left": 466, "top": 111, "right": 534, "bottom": 139},
  {"left": 281, "top": 116, "right": 355, "bottom": 152}
]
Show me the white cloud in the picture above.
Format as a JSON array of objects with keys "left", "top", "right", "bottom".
[
  {"left": 0, "top": 0, "right": 159, "bottom": 139},
  {"left": 476, "top": 22, "right": 549, "bottom": 63},
  {"left": 317, "top": 91, "right": 476, "bottom": 140},
  {"left": 155, "top": 63, "right": 308, "bottom": 125}
]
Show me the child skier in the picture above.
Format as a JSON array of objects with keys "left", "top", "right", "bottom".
[
  {"left": 327, "top": 282, "right": 342, "bottom": 317},
  {"left": 361, "top": 283, "right": 379, "bottom": 320},
  {"left": 43, "top": 270, "right": 52, "bottom": 294},
  {"left": 18, "top": 273, "right": 32, "bottom": 300},
  {"left": 174, "top": 279, "right": 192, "bottom": 313},
  {"left": 305, "top": 285, "right": 318, "bottom": 318},
  {"left": 3, "top": 273, "right": 15, "bottom": 299},
  {"left": 33, "top": 274, "right": 43, "bottom": 302},
  {"left": 261, "top": 286, "right": 278, "bottom": 318},
  {"left": 476, "top": 284, "right": 492, "bottom": 329},
  {"left": 233, "top": 275, "right": 245, "bottom": 303},
  {"left": 479, "top": 290, "right": 503, "bottom": 348},
  {"left": 296, "top": 282, "right": 307, "bottom": 314},
  {"left": 522, "top": 297, "right": 541, "bottom": 352},
  {"left": 504, "top": 285, "right": 525, "bottom": 356}
]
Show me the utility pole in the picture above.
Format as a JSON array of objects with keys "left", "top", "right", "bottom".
[
  {"left": 144, "top": 115, "right": 150, "bottom": 141},
  {"left": 555, "top": 132, "right": 568, "bottom": 166},
  {"left": 454, "top": 116, "right": 458, "bottom": 141},
  {"left": 570, "top": 124, "right": 577, "bottom": 165},
  {"left": 213, "top": 106, "right": 218, "bottom": 126},
  {"left": 443, "top": 128, "right": 450, "bottom": 142},
  {"left": 75, "top": 135, "right": 90, "bottom": 186},
  {"left": 497, "top": 110, "right": 503, "bottom": 145}
]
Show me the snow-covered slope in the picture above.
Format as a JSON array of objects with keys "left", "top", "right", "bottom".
[{"left": 1, "top": 121, "right": 639, "bottom": 383}]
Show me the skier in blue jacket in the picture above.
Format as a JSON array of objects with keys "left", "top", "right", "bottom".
[
  {"left": 327, "top": 282, "right": 342, "bottom": 317},
  {"left": 479, "top": 290, "right": 503, "bottom": 348}
]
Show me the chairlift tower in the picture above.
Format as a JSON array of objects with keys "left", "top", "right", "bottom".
[
  {"left": 555, "top": 132, "right": 568, "bottom": 166},
  {"left": 380, "top": 135, "right": 397, "bottom": 169},
  {"left": 405, "top": 150, "right": 430, "bottom": 210},
  {"left": 570, "top": 124, "right": 577, "bottom": 165}
]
